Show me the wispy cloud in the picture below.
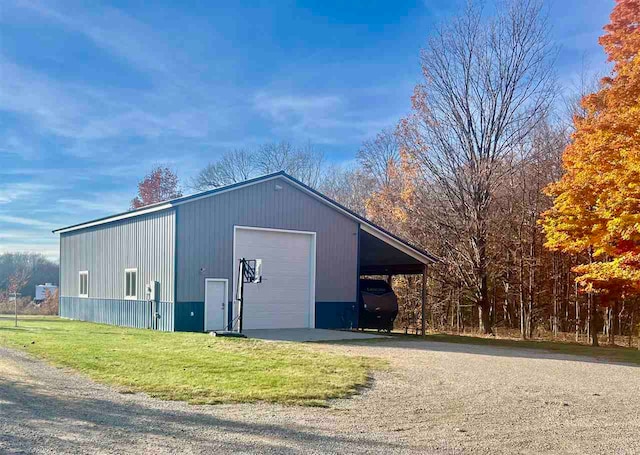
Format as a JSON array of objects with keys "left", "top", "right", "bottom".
[
  {"left": 0, "top": 182, "right": 54, "bottom": 204},
  {"left": 0, "top": 134, "right": 39, "bottom": 160},
  {"left": 0, "top": 215, "right": 58, "bottom": 229},
  {"left": 13, "top": 0, "right": 171, "bottom": 75},
  {"left": 0, "top": 241, "right": 59, "bottom": 260},
  {"left": 0, "top": 59, "right": 218, "bottom": 144},
  {"left": 253, "top": 91, "right": 402, "bottom": 144},
  {"left": 57, "top": 194, "right": 129, "bottom": 214},
  {"left": 254, "top": 92, "right": 342, "bottom": 122}
]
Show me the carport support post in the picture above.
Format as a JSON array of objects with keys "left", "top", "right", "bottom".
[{"left": 421, "top": 265, "right": 428, "bottom": 336}]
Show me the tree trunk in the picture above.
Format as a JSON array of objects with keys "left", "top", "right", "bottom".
[
  {"left": 477, "top": 233, "right": 492, "bottom": 334},
  {"left": 590, "top": 301, "right": 599, "bottom": 347},
  {"left": 519, "top": 250, "right": 526, "bottom": 339},
  {"left": 630, "top": 303, "right": 635, "bottom": 348},
  {"left": 479, "top": 302, "right": 491, "bottom": 335},
  {"left": 528, "top": 227, "right": 536, "bottom": 339},
  {"left": 608, "top": 304, "right": 616, "bottom": 345},
  {"left": 575, "top": 281, "right": 580, "bottom": 342},
  {"left": 552, "top": 255, "right": 558, "bottom": 338},
  {"left": 588, "top": 249, "right": 598, "bottom": 347}
]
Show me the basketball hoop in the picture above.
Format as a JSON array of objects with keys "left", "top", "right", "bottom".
[
  {"left": 235, "top": 258, "right": 263, "bottom": 333},
  {"left": 241, "top": 259, "right": 262, "bottom": 284}
]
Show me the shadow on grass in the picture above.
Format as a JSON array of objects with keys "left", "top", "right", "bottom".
[
  {"left": 318, "top": 332, "right": 640, "bottom": 368},
  {"left": 0, "top": 371, "right": 402, "bottom": 454}
]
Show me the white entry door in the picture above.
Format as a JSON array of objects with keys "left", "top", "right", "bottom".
[
  {"left": 205, "top": 279, "right": 227, "bottom": 331},
  {"left": 234, "top": 226, "right": 316, "bottom": 330}
]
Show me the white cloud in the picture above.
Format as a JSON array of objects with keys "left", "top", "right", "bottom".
[
  {"left": 253, "top": 91, "right": 403, "bottom": 144},
  {"left": 0, "top": 242, "right": 59, "bottom": 261},
  {"left": 13, "top": 0, "right": 171, "bottom": 75},
  {"left": 57, "top": 195, "right": 129, "bottom": 214},
  {"left": 0, "top": 182, "right": 54, "bottom": 204},
  {"left": 0, "top": 59, "right": 217, "bottom": 143},
  {"left": 0, "top": 215, "right": 57, "bottom": 229},
  {"left": 0, "top": 220, "right": 59, "bottom": 260},
  {"left": 254, "top": 92, "right": 342, "bottom": 122}
]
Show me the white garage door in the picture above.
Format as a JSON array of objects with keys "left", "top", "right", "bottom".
[{"left": 234, "top": 227, "right": 316, "bottom": 329}]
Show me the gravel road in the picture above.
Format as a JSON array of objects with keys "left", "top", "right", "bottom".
[{"left": 1, "top": 340, "right": 638, "bottom": 454}]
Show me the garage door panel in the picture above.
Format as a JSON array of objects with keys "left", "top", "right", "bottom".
[
  {"left": 262, "top": 266, "right": 309, "bottom": 281},
  {"left": 244, "top": 309, "right": 309, "bottom": 318},
  {"left": 235, "top": 228, "right": 315, "bottom": 330},
  {"left": 242, "top": 302, "right": 309, "bottom": 311}
]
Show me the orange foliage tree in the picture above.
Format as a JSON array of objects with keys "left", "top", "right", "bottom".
[
  {"left": 541, "top": 0, "right": 640, "bottom": 343},
  {"left": 130, "top": 166, "right": 182, "bottom": 209}
]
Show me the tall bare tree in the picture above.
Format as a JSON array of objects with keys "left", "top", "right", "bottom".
[
  {"left": 397, "top": 0, "right": 556, "bottom": 333},
  {"left": 357, "top": 129, "right": 400, "bottom": 190},
  {"left": 191, "top": 141, "right": 325, "bottom": 191},
  {"left": 255, "top": 141, "right": 325, "bottom": 188},
  {"left": 320, "top": 165, "right": 372, "bottom": 216},
  {"left": 191, "top": 149, "right": 256, "bottom": 189}
]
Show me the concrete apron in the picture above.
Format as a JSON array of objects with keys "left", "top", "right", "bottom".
[{"left": 241, "top": 328, "right": 388, "bottom": 342}]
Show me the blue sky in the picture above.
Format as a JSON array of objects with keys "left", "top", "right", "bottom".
[{"left": 0, "top": 0, "right": 615, "bottom": 260}]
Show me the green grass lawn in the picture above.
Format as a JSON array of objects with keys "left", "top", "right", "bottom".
[
  {"left": 0, "top": 316, "right": 381, "bottom": 406},
  {"left": 357, "top": 330, "right": 640, "bottom": 366}
]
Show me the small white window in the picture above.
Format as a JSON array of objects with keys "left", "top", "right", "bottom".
[
  {"left": 79, "top": 271, "right": 89, "bottom": 298},
  {"left": 125, "top": 268, "right": 137, "bottom": 299}
]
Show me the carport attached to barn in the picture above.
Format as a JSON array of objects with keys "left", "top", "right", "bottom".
[{"left": 353, "top": 226, "right": 436, "bottom": 334}]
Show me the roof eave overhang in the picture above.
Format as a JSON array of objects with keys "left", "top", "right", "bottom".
[
  {"left": 52, "top": 174, "right": 284, "bottom": 234},
  {"left": 281, "top": 177, "right": 438, "bottom": 265},
  {"left": 359, "top": 224, "right": 434, "bottom": 265},
  {"left": 52, "top": 172, "right": 440, "bottom": 265},
  {"left": 53, "top": 203, "right": 173, "bottom": 234}
]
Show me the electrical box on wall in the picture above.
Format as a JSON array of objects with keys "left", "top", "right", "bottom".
[{"left": 145, "top": 281, "right": 159, "bottom": 302}]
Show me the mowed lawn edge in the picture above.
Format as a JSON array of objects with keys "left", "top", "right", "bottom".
[
  {"left": 345, "top": 330, "right": 640, "bottom": 366},
  {"left": 0, "top": 316, "right": 384, "bottom": 406}
]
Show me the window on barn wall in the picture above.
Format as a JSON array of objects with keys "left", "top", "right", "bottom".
[
  {"left": 79, "top": 271, "right": 89, "bottom": 298},
  {"left": 125, "top": 268, "right": 137, "bottom": 300}
]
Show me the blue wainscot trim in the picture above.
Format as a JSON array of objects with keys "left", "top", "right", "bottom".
[
  {"left": 315, "top": 301, "right": 358, "bottom": 329},
  {"left": 174, "top": 302, "right": 204, "bottom": 332},
  {"left": 59, "top": 296, "right": 174, "bottom": 331}
]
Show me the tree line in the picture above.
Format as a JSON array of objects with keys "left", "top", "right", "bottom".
[{"left": 0, "top": 253, "right": 59, "bottom": 300}]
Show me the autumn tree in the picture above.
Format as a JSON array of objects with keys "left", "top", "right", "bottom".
[
  {"left": 130, "top": 166, "right": 183, "bottom": 209},
  {"left": 541, "top": 0, "right": 640, "bottom": 346},
  {"left": 359, "top": 130, "right": 411, "bottom": 233},
  {"left": 397, "top": 0, "right": 555, "bottom": 333}
]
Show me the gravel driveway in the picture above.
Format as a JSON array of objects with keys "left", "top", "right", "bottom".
[{"left": 1, "top": 340, "right": 638, "bottom": 454}]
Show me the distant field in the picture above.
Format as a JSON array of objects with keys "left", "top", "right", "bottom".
[{"left": 0, "top": 316, "right": 382, "bottom": 405}]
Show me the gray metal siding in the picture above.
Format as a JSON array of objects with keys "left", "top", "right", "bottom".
[
  {"left": 60, "top": 209, "right": 175, "bottom": 303},
  {"left": 176, "top": 177, "right": 358, "bottom": 303},
  {"left": 60, "top": 297, "right": 174, "bottom": 331}
]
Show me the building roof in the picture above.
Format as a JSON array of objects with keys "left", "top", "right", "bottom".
[{"left": 53, "top": 171, "right": 439, "bottom": 265}]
